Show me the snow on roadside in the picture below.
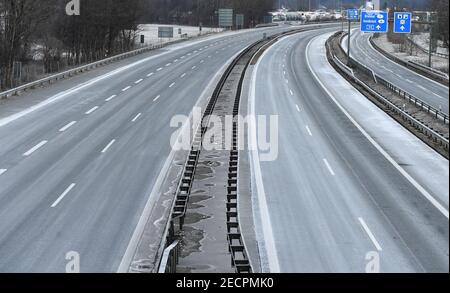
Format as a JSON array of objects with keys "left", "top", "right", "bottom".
[{"left": 373, "top": 34, "right": 449, "bottom": 73}]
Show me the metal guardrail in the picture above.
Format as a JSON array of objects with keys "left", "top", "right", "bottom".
[
  {"left": 340, "top": 33, "right": 449, "bottom": 124},
  {"left": 408, "top": 60, "right": 449, "bottom": 79},
  {"left": 157, "top": 27, "right": 325, "bottom": 274},
  {"left": 0, "top": 33, "right": 217, "bottom": 99},
  {"left": 369, "top": 35, "right": 449, "bottom": 86},
  {"left": 158, "top": 240, "right": 180, "bottom": 273},
  {"left": 329, "top": 32, "right": 449, "bottom": 151},
  {"left": 156, "top": 38, "right": 264, "bottom": 274}
]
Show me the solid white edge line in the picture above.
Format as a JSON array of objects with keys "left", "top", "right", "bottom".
[
  {"left": 23, "top": 140, "right": 48, "bottom": 156},
  {"left": 249, "top": 44, "right": 281, "bottom": 273},
  {"left": 358, "top": 217, "right": 383, "bottom": 251},
  {"left": 101, "top": 139, "right": 116, "bottom": 153},
  {"left": 323, "top": 158, "right": 336, "bottom": 176},
  {"left": 51, "top": 183, "right": 76, "bottom": 208},
  {"left": 59, "top": 121, "right": 77, "bottom": 132},
  {"left": 85, "top": 106, "right": 99, "bottom": 115},
  {"left": 306, "top": 34, "right": 449, "bottom": 219},
  {"left": 0, "top": 169, "right": 6, "bottom": 176},
  {"left": 117, "top": 48, "right": 246, "bottom": 273}
]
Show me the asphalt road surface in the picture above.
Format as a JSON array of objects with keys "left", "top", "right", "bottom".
[
  {"left": 344, "top": 30, "right": 449, "bottom": 114},
  {"left": 249, "top": 27, "right": 449, "bottom": 273},
  {"left": 0, "top": 24, "right": 319, "bottom": 272}
]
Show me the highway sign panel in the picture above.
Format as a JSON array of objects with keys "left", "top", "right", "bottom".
[
  {"left": 347, "top": 9, "right": 359, "bottom": 20},
  {"left": 394, "top": 12, "right": 412, "bottom": 33},
  {"left": 360, "top": 10, "right": 388, "bottom": 33},
  {"left": 158, "top": 27, "right": 174, "bottom": 38},
  {"left": 218, "top": 9, "right": 233, "bottom": 28}
]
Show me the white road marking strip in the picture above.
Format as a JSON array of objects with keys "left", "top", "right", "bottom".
[
  {"left": 23, "top": 140, "right": 48, "bottom": 156},
  {"left": 122, "top": 86, "right": 131, "bottom": 92},
  {"left": 208, "top": 55, "right": 211, "bottom": 58},
  {"left": 358, "top": 217, "right": 383, "bottom": 251},
  {"left": 51, "top": 183, "right": 76, "bottom": 208},
  {"left": 283, "top": 71, "right": 286, "bottom": 75},
  {"left": 169, "top": 82, "right": 175, "bottom": 88},
  {"left": 0, "top": 169, "right": 7, "bottom": 176},
  {"left": 134, "top": 79, "right": 143, "bottom": 84},
  {"left": 105, "top": 94, "right": 117, "bottom": 101},
  {"left": 249, "top": 48, "right": 281, "bottom": 273},
  {"left": 147, "top": 72, "right": 154, "bottom": 77},
  {"left": 406, "top": 79, "right": 413, "bottom": 83},
  {"left": 132, "top": 113, "right": 142, "bottom": 122},
  {"left": 180, "top": 56, "right": 185, "bottom": 59},
  {"left": 323, "top": 158, "right": 335, "bottom": 176},
  {"left": 289, "top": 89, "right": 294, "bottom": 96},
  {"left": 85, "top": 106, "right": 99, "bottom": 114},
  {"left": 153, "top": 95, "right": 161, "bottom": 102},
  {"left": 180, "top": 73, "right": 186, "bottom": 78},
  {"left": 295, "top": 104, "right": 300, "bottom": 112},
  {"left": 165, "top": 63, "right": 171, "bottom": 67},
  {"left": 305, "top": 125, "right": 313, "bottom": 136},
  {"left": 174, "top": 59, "right": 178, "bottom": 62},
  {"left": 59, "top": 121, "right": 77, "bottom": 132},
  {"left": 192, "top": 66, "right": 196, "bottom": 70},
  {"left": 306, "top": 37, "right": 450, "bottom": 219},
  {"left": 200, "top": 60, "right": 204, "bottom": 63},
  {"left": 285, "top": 79, "right": 289, "bottom": 84},
  {"left": 157, "top": 67, "right": 163, "bottom": 71},
  {"left": 101, "top": 139, "right": 116, "bottom": 153}
]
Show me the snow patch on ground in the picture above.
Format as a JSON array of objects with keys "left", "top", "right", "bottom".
[{"left": 373, "top": 34, "right": 449, "bottom": 73}]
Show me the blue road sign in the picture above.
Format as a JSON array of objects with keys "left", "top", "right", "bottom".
[
  {"left": 394, "top": 12, "right": 412, "bottom": 33},
  {"left": 347, "top": 9, "right": 359, "bottom": 20},
  {"left": 360, "top": 11, "right": 388, "bottom": 33}
]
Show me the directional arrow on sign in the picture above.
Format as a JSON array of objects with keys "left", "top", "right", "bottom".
[
  {"left": 401, "top": 26, "right": 405, "bottom": 31},
  {"left": 376, "top": 25, "right": 381, "bottom": 30}
]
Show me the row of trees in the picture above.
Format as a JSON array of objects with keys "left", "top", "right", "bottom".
[
  {"left": 0, "top": 0, "right": 276, "bottom": 90},
  {"left": 0, "top": 0, "right": 146, "bottom": 89}
]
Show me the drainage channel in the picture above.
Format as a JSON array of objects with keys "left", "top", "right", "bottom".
[{"left": 157, "top": 26, "right": 332, "bottom": 273}]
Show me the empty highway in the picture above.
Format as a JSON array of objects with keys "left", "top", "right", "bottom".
[
  {"left": 0, "top": 24, "right": 321, "bottom": 272},
  {"left": 248, "top": 27, "right": 449, "bottom": 272},
  {"left": 343, "top": 29, "right": 449, "bottom": 114}
]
